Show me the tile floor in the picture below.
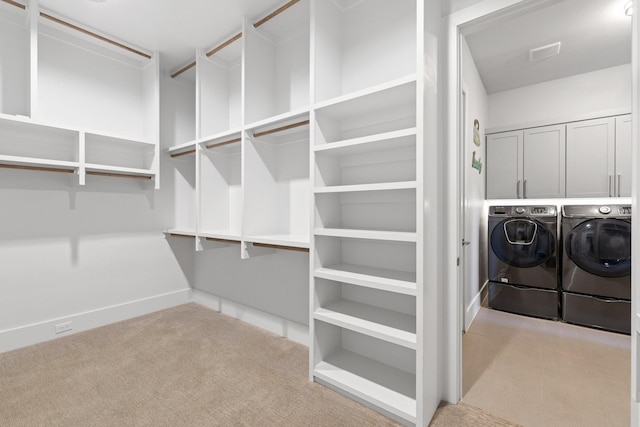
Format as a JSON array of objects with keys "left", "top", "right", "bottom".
[{"left": 463, "top": 307, "right": 631, "bottom": 427}]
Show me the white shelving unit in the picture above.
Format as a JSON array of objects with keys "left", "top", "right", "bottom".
[
  {"left": 0, "top": 0, "right": 160, "bottom": 188},
  {"left": 167, "top": 0, "right": 436, "bottom": 424}
]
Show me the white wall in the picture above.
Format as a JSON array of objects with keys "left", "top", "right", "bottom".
[
  {"left": 461, "top": 36, "right": 488, "bottom": 330},
  {"left": 488, "top": 64, "right": 632, "bottom": 129},
  {"left": 0, "top": 77, "right": 195, "bottom": 353}
]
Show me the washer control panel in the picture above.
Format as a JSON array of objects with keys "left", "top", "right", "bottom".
[{"left": 489, "top": 206, "right": 556, "bottom": 217}]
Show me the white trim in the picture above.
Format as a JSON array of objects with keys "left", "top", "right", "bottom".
[
  {"left": 0, "top": 289, "right": 190, "bottom": 354},
  {"left": 192, "top": 289, "right": 309, "bottom": 346},
  {"left": 464, "top": 281, "right": 487, "bottom": 332}
]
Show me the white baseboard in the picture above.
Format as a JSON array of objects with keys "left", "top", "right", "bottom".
[
  {"left": 192, "top": 289, "right": 309, "bottom": 347},
  {"left": 0, "top": 289, "right": 190, "bottom": 354},
  {"left": 465, "top": 281, "right": 488, "bottom": 332}
]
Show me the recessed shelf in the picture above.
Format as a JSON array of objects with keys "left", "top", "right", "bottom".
[
  {"left": 314, "top": 350, "right": 416, "bottom": 424},
  {"left": 315, "top": 264, "right": 417, "bottom": 296},
  {"left": 314, "top": 228, "right": 417, "bottom": 242},
  {"left": 315, "top": 299, "right": 416, "bottom": 349}
]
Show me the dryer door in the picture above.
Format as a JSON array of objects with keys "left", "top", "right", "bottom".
[
  {"left": 491, "top": 218, "right": 555, "bottom": 268},
  {"left": 565, "top": 219, "right": 631, "bottom": 278}
]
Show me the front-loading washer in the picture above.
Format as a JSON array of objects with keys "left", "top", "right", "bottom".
[
  {"left": 488, "top": 205, "right": 559, "bottom": 320},
  {"left": 561, "top": 204, "right": 631, "bottom": 334}
]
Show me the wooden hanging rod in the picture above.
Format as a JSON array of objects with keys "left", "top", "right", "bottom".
[
  {"left": 254, "top": 0, "right": 300, "bottom": 28},
  {"left": 0, "top": 164, "right": 74, "bottom": 173},
  {"left": 170, "top": 148, "right": 196, "bottom": 158},
  {"left": 205, "top": 237, "right": 241, "bottom": 244},
  {"left": 206, "top": 137, "right": 241, "bottom": 150},
  {"left": 171, "top": 32, "right": 243, "bottom": 79},
  {"left": 252, "top": 242, "right": 309, "bottom": 253},
  {"left": 86, "top": 171, "right": 152, "bottom": 180},
  {"left": 40, "top": 12, "right": 152, "bottom": 59},
  {"left": 253, "top": 120, "right": 309, "bottom": 138},
  {"left": 2, "top": 0, "right": 26, "bottom": 10},
  {"left": 169, "top": 233, "right": 194, "bottom": 239},
  {"left": 171, "top": 0, "right": 300, "bottom": 79}
]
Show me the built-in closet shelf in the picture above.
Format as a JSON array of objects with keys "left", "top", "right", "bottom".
[
  {"left": 165, "top": 229, "right": 197, "bottom": 238},
  {"left": 314, "top": 181, "right": 416, "bottom": 194},
  {"left": 314, "top": 74, "right": 417, "bottom": 115},
  {"left": 200, "top": 230, "right": 242, "bottom": 242},
  {"left": 313, "top": 128, "right": 417, "bottom": 155},
  {"left": 0, "top": 155, "right": 78, "bottom": 172},
  {"left": 314, "top": 350, "right": 416, "bottom": 424},
  {"left": 315, "top": 301, "right": 416, "bottom": 349},
  {"left": 245, "top": 108, "right": 310, "bottom": 134},
  {"left": 315, "top": 265, "right": 416, "bottom": 296},
  {"left": 84, "top": 164, "right": 154, "bottom": 179},
  {"left": 244, "top": 234, "right": 309, "bottom": 249},
  {"left": 314, "top": 228, "right": 417, "bottom": 243}
]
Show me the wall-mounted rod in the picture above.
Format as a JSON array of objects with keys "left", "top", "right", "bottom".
[
  {"left": 253, "top": 120, "right": 309, "bottom": 138},
  {"left": 252, "top": 242, "right": 309, "bottom": 253},
  {"left": 206, "top": 32, "right": 242, "bottom": 57},
  {"left": 40, "top": 12, "right": 152, "bottom": 59},
  {"left": 171, "top": 32, "right": 243, "bottom": 79},
  {"left": 254, "top": 0, "right": 300, "bottom": 28},
  {"left": 205, "top": 237, "right": 241, "bottom": 244},
  {"left": 206, "top": 137, "right": 241, "bottom": 150},
  {"left": 170, "top": 148, "right": 196, "bottom": 158},
  {"left": 169, "top": 233, "right": 194, "bottom": 238},
  {"left": 86, "top": 171, "right": 152, "bottom": 180},
  {"left": 2, "top": 0, "right": 26, "bottom": 10},
  {"left": 0, "top": 164, "right": 74, "bottom": 173}
]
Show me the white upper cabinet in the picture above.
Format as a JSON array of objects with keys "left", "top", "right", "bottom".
[
  {"left": 522, "top": 125, "right": 565, "bottom": 199},
  {"left": 566, "top": 117, "right": 616, "bottom": 198},
  {"left": 486, "top": 130, "right": 522, "bottom": 199},
  {"left": 615, "top": 114, "right": 632, "bottom": 197}
]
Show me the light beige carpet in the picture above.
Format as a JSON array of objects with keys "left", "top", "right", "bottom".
[{"left": 1, "top": 303, "right": 518, "bottom": 426}]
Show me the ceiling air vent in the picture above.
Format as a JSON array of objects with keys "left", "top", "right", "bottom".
[{"left": 528, "top": 42, "right": 561, "bottom": 62}]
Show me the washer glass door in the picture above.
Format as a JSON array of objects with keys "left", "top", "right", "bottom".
[
  {"left": 565, "top": 219, "right": 631, "bottom": 278},
  {"left": 491, "top": 218, "right": 555, "bottom": 268}
]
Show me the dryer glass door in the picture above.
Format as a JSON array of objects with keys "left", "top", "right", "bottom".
[
  {"left": 491, "top": 219, "right": 555, "bottom": 268},
  {"left": 565, "top": 219, "right": 631, "bottom": 278}
]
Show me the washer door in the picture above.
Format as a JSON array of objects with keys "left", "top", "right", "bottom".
[
  {"left": 491, "top": 218, "right": 555, "bottom": 268},
  {"left": 565, "top": 219, "right": 631, "bottom": 278}
]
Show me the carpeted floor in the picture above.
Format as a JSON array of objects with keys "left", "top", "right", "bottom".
[{"left": 0, "top": 303, "right": 517, "bottom": 426}]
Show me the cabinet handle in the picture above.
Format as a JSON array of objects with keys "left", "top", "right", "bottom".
[
  {"left": 618, "top": 174, "right": 622, "bottom": 197},
  {"left": 609, "top": 174, "right": 613, "bottom": 197},
  {"left": 523, "top": 179, "right": 527, "bottom": 199},
  {"left": 517, "top": 180, "right": 521, "bottom": 199}
]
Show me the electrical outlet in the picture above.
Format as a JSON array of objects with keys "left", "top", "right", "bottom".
[{"left": 55, "top": 321, "right": 72, "bottom": 334}]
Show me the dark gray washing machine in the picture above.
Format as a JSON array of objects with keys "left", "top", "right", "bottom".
[
  {"left": 561, "top": 205, "right": 631, "bottom": 334},
  {"left": 488, "top": 206, "right": 559, "bottom": 320}
]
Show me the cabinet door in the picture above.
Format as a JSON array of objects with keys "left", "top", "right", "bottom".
[
  {"left": 566, "top": 117, "right": 615, "bottom": 198},
  {"left": 615, "top": 114, "right": 632, "bottom": 197},
  {"left": 523, "top": 124, "right": 565, "bottom": 198},
  {"left": 486, "top": 131, "right": 523, "bottom": 199}
]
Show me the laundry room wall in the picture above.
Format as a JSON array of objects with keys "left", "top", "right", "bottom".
[
  {"left": 461, "top": 36, "right": 488, "bottom": 329},
  {"left": 0, "top": 77, "right": 197, "bottom": 354},
  {"left": 488, "top": 64, "right": 631, "bottom": 128}
]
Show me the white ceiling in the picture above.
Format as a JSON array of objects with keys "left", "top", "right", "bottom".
[
  {"left": 37, "top": 0, "right": 288, "bottom": 75},
  {"left": 463, "top": 0, "right": 632, "bottom": 94}
]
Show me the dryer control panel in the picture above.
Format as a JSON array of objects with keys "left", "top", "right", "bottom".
[
  {"left": 489, "top": 205, "right": 557, "bottom": 217},
  {"left": 562, "top": 205, "right": 631, "bottom": 218}
]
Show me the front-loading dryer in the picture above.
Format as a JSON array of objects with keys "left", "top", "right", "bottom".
[
  {"left": 561, "top": 204, "right": 631, "bottom": 334},
  {"left": 488, "top": 205, "right": 559, "bottom": 320}
]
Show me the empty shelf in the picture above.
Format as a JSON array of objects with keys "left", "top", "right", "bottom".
[
  {"left": 314, "top": 228, "right": 417, "bottom": 242},
  {"left": 244, "top": 234, "right": 310, "bottom": 249},
  {"left": 315, "top": 300, "right": 416, "bottom": 349},
  {"left": 314, "top": 349, "right": 416, "bottom": 424},
  {"left": 314, "top": 181, "right": 416, "bottom": 194},
  {"left": 85, "top": 163, "right": 155, "bottom": 178},
  {"left": 0, "top": 155, "right": 78, "bottom": 171},
  {"left": 315, "top": 264, "right": 416, "bottom": 296},
  {"left": 166, "top": 229, "right": 197, "bottom": 237},
  {"left": 200, "top": 230, "right": 242, "bottom": 242}
]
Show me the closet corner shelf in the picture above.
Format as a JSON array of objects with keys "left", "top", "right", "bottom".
[
  {"left": 314, "top": 265, "right": 417, "bottom": 296},
  {"left": 314, "top": 228, "right": 417, "bottom": 243},
  {"left": 313, "top": 127, "right": 417, "bottom": 154},
  {"left": 314, "top": 181, "right": 417, "bottom": 194},
  {"left": 314, "top": 74, "right": 417, "bottom": 112},
  {"left": 313, "top": 350, "right": 417, "bottom": 424},
  {"left": 314, "top": 300, "right": 417, "bottom": 349},
  {"left": 244, "top": 234, "right": 310, "bottom": 249}
]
